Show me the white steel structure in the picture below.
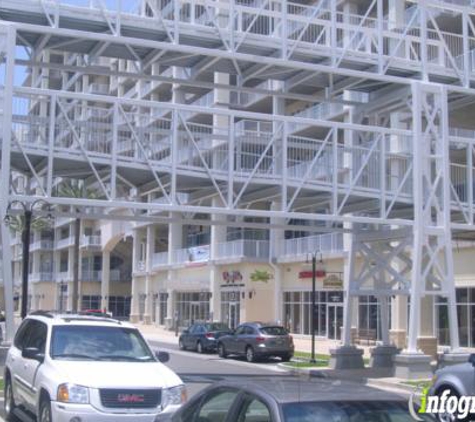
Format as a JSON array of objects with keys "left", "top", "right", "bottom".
[{"left": 1, "top": 0, "right": 475, "bottom": 371}]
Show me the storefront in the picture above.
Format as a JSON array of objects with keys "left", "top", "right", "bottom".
[
  {"left": 175, "top": 291, "right": 211, "bottom": 326},
  {"left": 283, "top": 291, "right": 344, "bottom": 339},
  {"left": 221, "top": 291, "right": 241, "bottom": 330}
]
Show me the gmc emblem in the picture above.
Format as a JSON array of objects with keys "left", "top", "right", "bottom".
[{"left": 117, "top": 394, "right": 145, "bottom": 403}]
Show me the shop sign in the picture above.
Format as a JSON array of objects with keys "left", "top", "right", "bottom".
[
  {"left": 250, "top": 269, "right": 273, "bottom": 283},
  {"left": 323, "top": 274, "right": 343, "bottom": 289},
  {"left": 298, "top": 270, "right": 327, "bottom": 279},
  {"left": 223, "top": 271, "right": 242, "bottom": 283}
]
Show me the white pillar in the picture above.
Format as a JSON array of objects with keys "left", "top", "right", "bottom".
[
  {"left": 210, "top": 197, "right": 226, "bottom": 321},
  {"left": 143, "top": 225, "right": 155, "bottom": 324},
  {"left": 130, "top": 229, "right": 141, "bottom": 322},
  {"left": 101, "top": 250, "right": 110, "bottom": 312}
]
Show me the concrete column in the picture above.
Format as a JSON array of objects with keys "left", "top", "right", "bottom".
[
  {"left": 417, "top": 295, "right": 437, "bottom": 359},
  {"left": 388, "top": 0, "right": 405, "bottom": 30},
  {"left": 210, "top": 197, "right": 226, "bottom": 321},
  {"left": 390, "top": 295, "right": 408, "bottom": 348},
  {"left": 101, "top": 250, "right": 110, "bottom": 312},
  {"left": 66, "top": 246, "right": 75, "bottom": 311},
  {"left": 270, "top": 202, "right": 284, "bottom": 323},
  {"left": 166, "top": 287, "right": 175, "bottom": 330},
  {"left": 130, "top": 229, "right": 141, "bottom": 322},
  {"left": 343, "top": 2, "right": 358, "bottom": 48},
  {"left": 143, "top": 225, "right": 155, "bottom": 324}
]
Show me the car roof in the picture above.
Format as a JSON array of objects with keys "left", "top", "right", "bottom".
[
  {"left": 26, "top": 311, "right": 132, "bottom": 328},
  {"left": 202, "top": 378, "right": 406, "bottom": 404}
]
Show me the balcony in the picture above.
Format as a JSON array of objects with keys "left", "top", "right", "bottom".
[
  {"left": 30, "top": 239, "right": 54, "bottom": 251},
  {"left": 30, "top": 272, "right": 54, "bottom": 282},
  {"left": 215, "top": 240, "right": 270, "bottom": 261},
  {"left": 81, "top": 235, "right": 101, "bottom": 248},
  {"left": 81, "top": 270, "right": 102, "bottom": 282},
  {"left": 54, "top": 217, "right": 74, "bottom": 227},
  {"left": 56, "top": 237, "right": 75, "bottom": 249},
  {"left": 88, "top": 83, "right": 110, "bottom": 95},
  {"left": 278, "top": 233, "right": 344, "bottom": 262},
  {"left": 152, "top": 252, "right": 169, "bottom": 268},
  {"left": 57, "top": 271, "right": 72, "bottom": 282}
]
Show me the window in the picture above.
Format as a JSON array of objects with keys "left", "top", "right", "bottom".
[
  {"left": 238, "top": 398, "right": 271, "bottom": 422},
  {"left": 197, "top": 390, "right": 240, "bottom": 422},
  {"left": 14, "top": 320, "right": 33, "bottom": 350},
  {"left": 25, "top": 321, "right": 47, "bottom": 353},
  {"left": 235, "top": 326, "right": 246, "bottom": 336}
]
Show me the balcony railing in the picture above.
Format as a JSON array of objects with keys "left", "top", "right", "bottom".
[
  {"left": 173, "top": 245, "right": 210, "bottom": 264},
  {"left": 57, "top": 271, "right": 72, "bottom": 281},
  {"left": 30, "top": 272, "right": 54, "bottom": 282},
  {"left": 30, "top": 239, "right": 54, "bottom": 251},
  {"left": 152, "top": 252, "right": 169, "bottom": 267},
  {"left": 56, "top": 237, "right": 75, "bottom": 249},
  {"left": 214, "top": 240, "right": 270, "bottom": 260},
  {"left": 280, "top": 233, "right": 344, "bottom": 258},
  {"left": 81, "top": 270, "right": 102, "bottom": 282},
  {"left": 81, "top": 235, "right": 101, "bottom": 248}
]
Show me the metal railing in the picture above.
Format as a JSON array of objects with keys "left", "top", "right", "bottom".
[
  {"left": 56, "top": 237, "right": 75, "bottom": 249},
  {"left": 280, "top": 233, "right": 344, "bottom": 258},
  {"left": 81, "top": 270, "right": 102, "bottom": 282},
  {"left": 214, "top": 239, "right": 270, "bottom": 260},
  {"left": 30, "top": 239, "right": 54, "bottom": 251},
  {"left": 81, "top": 235, "right": 101, "bottom": 247},
  {"left": 152, "top": 251, "right": 169, "bottom": 267}
]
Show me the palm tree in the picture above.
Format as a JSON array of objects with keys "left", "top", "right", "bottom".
[{"left": 58, "top": 181, "right": 98, "bottom": 313}]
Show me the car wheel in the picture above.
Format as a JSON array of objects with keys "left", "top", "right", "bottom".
[
  {"left": 218, "top": 343, "right": 227, "bottom": 358},
  {"left": 39, "top": 397, "right": 52, "bottom": 422},
  {"left": 246, "top": 346, "right": 256, "bottom": 363},
  {"left": 4, "top": 376, "right": 16, "bottom": 421},
  {"left": 196, "top": 341, "right": 204, "bottom": 354},
  {"left": 436, "top": 388, "right": 460, "bottom": 422},
  {"left": 281, "top": 354, "right": 292, "bottom": 362},
  {"left": 179, "top": 338, "right": 186, "bottom": 351}
]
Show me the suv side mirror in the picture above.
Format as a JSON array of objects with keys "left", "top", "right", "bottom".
[
  {"left": 468, "top": 354, "right": 475, "bottom": 367},
  {"left": 155, "top": 351, "right": 170, "bottom": 363},
  {"left": 22, "top": 347, "right": 45, "bottom": 363}
]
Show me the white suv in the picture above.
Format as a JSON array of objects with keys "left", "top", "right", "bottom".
[{"left": 4, "top": 312, "right": 186, "bottom": 422}]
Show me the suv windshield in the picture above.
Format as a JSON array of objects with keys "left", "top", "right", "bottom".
[{"left": 50, "top": 325, "right": 155, "bottom": 362}]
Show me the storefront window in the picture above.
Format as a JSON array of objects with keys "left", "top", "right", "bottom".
[
  {"left": 176, "top": 292, "right": 210, "bottom": 327},
  {"left": 283, "top": 290, "right": 343, "bottom": 339},
  {"left": 221, "top": 291, "right": 240, "bottom": 330},
  {"left": 81, "top": 295, "right": 100, "bottom": 310},
  {"left": 159, "top": 293, "right": 168, "bottom": 325},
  {"left": 108, "top": 296, "right": 131, "bottom": 318}
]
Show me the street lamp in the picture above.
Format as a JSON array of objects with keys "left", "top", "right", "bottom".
[
  {"left": 306, "top": 251, "right": 326, "bottom": 364},
  {"left": 4, "top": 199, "right": 53, "bottom": 319},
  {"left": 59, "top": 279, "right": 65, "bottom": 313}
]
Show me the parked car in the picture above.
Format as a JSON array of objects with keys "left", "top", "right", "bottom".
[
  {"left": 155, "top": 378, "right": 435, "bottom": 422},
  {"left": 429, "top": 353, "right": 475, "bottom": 421},
  {"left": 4, "top": 311, "right": 187, "bottom": 422},
  {"left": 178, "top": 322, "right": 232, "bottom": 353},
  {"left": 217, "top": 322, "right": 294, "bottom": 362}
]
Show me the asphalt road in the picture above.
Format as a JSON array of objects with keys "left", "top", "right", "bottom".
[{"left": 148, "top": 340, "right": 294, "bottom": 398}]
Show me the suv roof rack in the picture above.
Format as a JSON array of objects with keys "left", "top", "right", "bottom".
[{"left": 61, "top": 316, "right": 122, "bottom": 325}]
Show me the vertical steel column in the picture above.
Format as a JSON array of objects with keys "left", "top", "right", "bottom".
[{"left": 0, "top": 25, "right": 17, "bottom": 342}]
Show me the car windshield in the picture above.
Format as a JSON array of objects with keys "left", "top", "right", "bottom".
[
  {"left": 260, "top": 326, "right": 288, "bottom": 336},
  {"left": 283, "top": 401, "right": 435, "bottom": 421},
  {"left": 50, "top": 325, "right": 155, "bottom": 362},
  {"left": 205, "top": 323, "right": 230, "bottom": 331}
]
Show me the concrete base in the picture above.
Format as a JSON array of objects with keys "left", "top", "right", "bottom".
[
  {"left": 437, "top": 352, "right": 470, "bottom": 369},
  {"left": 370, "top": 345, "right": 399, "bottom": 368},
  {"left": 329, "top": 346, "right": 365, "bottom": 370},
  {"left": 142, "top": 314, "right": 152, "bottom": 325},
  {"left": 417, "top": 336, "right": 438, "bottom": 360},
  {"left": 393, "top": 353, "right": 433, "bottom": 380},
  {"left": 389, "top": 330, "right": 406, "bottom": 349},
  {"left": 129, "top": 313, "right": 140, "bottom": 323}
]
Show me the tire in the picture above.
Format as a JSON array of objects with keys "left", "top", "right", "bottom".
[
  {"left": 4, "top": 376, "right": 16, "bottom": 421},
  {"left": 281, "top": 354, "right": 292, "bottom": 362},
  {"left": 218, "top": 343, "right": 227, "bottom": 358},
  {"left": 196, "top": 341, "right": 204, "bottom": 354},
  {"left": 179, "top": 338, "right": 186, "bottom": 351},
  {"left": 246, "top": 346, "right": 256, "bottom": 363},
  {"left": 39, "top": 397, "right": 52, "bottom": 422},
  {"left": 435, "top": 387, "right": 460, "bottom": 422}
]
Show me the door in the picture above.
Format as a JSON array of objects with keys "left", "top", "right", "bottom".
[
  {"left": 228, "top": 302, "right": 239, "bottom": 330},
  {"left": 190, "top": 302, "right": 200, "bottom": 324},
  {"left": 228, "top": 325, "right": 246, "bottom": 354},
  {"left": 327, "top": 305, "right": 343, "bottom": 340},
  {"left": 21, "top": 320, "right": 47, "bottom": 411}
]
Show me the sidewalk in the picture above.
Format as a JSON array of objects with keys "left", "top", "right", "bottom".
[{"left": 136, "top": 323, "right": 372, "bottom": 357}]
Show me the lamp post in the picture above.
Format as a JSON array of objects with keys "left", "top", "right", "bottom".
[
  {"left": 307, "top": 251, "right": 325, "bottom": 364},
  {"left": 59, "top": 279, "right": 65, "bottom": 313},
  {"left": 4, "top": 199, "right": 52, "bottom": 319}
]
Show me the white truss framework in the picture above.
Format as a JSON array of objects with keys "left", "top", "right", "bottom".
[{"left": 1, "top": 0, "right": 475, "bottom": 352}]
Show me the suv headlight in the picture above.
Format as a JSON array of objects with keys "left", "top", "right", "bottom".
[
  {"left": 162, "top": 385, "right": 187, "bottom": 408},
  {"left": 57, "top": 383, "right": 89, "bottom": 404}
]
